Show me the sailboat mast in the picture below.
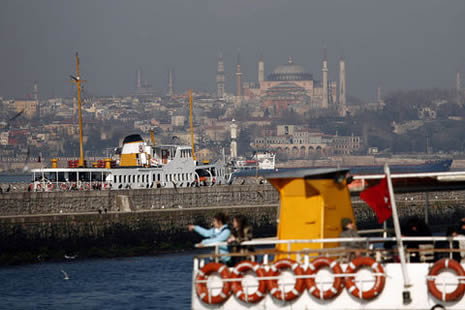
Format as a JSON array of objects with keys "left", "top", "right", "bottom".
[
  {"left": 75, "top": 52, "right": 85, "bottom": 167},
  {"left": 189, "top": 89, "right": 196, "bottom": 161}
]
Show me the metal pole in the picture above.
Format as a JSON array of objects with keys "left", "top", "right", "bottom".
[
  {"left": 385, "top": 164, "right": 411, "bottom": 289},
  {"left": 424, "top": 192, "right": 429, "bottom": 225}
]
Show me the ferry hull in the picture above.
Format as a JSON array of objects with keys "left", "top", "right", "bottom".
[{"left": 192, "top": 263, "right": 463, "bottom": 310}]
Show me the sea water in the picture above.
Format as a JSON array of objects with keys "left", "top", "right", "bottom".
[{"left": 0, "top": 253, "right": 194, "bottom": 310}]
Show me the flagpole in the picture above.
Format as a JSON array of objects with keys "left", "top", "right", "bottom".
[{"left": 385, "top": 163, "right": 412, "bottom": 298}]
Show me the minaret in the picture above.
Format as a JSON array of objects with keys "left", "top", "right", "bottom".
[
  {"left": 230, "top": 119, "right": 238, "bottom": 158},
  {"left": 457, "top": 71, "right": 462, "bottom": 105},
  {"left": 168, "top": 67, "right": 174, "bottom": 97},
  {"left": 258, "top": 56, "right": 265, "bottom": 85},
  {"left": 136, "top": 68, "right": 142, "bottom": 90},
  {"left": 33, "top": 81, "right": 40, "bottom": 119},
  {"left": 322, "top": 47, "right": 328, "bottom": 109},
  {"left": 338, "top": 57, "right": 347, "bottom": 116},
  {"left": 216, "top": 53, "right": 225, "bottom": 99},
  {"left": 377, "top": 86, "right": 382, "bottom": 104},
  {"left": 236, "top": 51, "right": 242, "bottom": 98}
]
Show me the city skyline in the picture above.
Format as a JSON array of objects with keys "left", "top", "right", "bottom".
[{"left": 0, "top": 0, "right": 464, "bottom": 100}]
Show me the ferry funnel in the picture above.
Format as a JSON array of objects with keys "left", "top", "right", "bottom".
[{"left": 266, "top": 168, "right": 355, "bottom": 258}]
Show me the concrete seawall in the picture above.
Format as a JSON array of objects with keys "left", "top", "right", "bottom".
[
  {"left": 0, "top": 184, "right": 279, "bottom": 216},
  {"left": 1, "top": 185, "right": 465, "bottom": 265}
]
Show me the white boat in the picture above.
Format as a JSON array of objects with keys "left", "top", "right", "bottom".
[
  {"left": 190, "top": 168, "right": 465, "bottom": 310},
  {"left": 30, "top": 134, "right": 227, "bottom": 191},
  {"left": 232, "top": 151, "right": 276, "bottom": 171}
]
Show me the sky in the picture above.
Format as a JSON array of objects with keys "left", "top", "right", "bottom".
[{"left": 1, "top": 0, "right": 464, "bottom": 101}]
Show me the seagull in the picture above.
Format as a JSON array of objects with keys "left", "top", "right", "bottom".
[
  {"left": 64, "top": 254, "right": 77, "bottom": 260},
  {"left": 61, "top": 270, "right": 70, "bottom": 280}
]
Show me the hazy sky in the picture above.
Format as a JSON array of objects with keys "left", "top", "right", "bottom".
[{"left": 1, "top": 0, "right": 464, "bottom": 100}]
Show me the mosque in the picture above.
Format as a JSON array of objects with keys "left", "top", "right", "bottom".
[{"left": 217, "top": 51, "right": 347, "bottom": 117}]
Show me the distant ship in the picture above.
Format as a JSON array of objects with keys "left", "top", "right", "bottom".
[{"left": 230, "top": 159, "right": 453, "bottom": 180}]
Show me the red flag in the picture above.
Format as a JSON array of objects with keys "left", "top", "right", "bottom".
[{"left": 360, "top": 177, "right": 392, "bottom": 224}]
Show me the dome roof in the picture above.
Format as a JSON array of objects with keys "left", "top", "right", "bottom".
[{"left": 268, "top": 57, "right": 313, "bottom": 82}]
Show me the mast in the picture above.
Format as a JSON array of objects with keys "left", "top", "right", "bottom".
[
  {"left": 72, "top": 52, "right": 85, "bottom": 167},
  {"left": 189, "top": 89, "right": 197, "bottom": 161}
]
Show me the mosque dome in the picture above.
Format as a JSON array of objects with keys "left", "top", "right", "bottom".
[{"left": 268, "top": 57, "right": 313, "bottom": 82}]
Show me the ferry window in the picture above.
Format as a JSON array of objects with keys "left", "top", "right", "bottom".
[
  {"left": 137, "top": 175, "right": 140, "bottom": 182},
  {"left": 158, "top": 174, "right": 160, "bottom": 182},
  {"left": 123, "top": 175, "right": 127, "bottom": 183},
  {"left": 92, "top": 172, "right": 101, "bottom": 182},
  {"left": 142, "top": 175, "right": 144, "bottom": 183},
  {"left": 119, "top": 175, "right": 122, "bottom": 183},
  {"left": 114, "top": 175, "right": 117, "bottom": 183},
  {"left": 58, "top": 172, "right": 66, "bottom": 182},
  {"left": 153, "top": 174, "right": 155, "bottom": 182},
  {"left": 165, "top": 175, "right": 167, "bottom": 182}
]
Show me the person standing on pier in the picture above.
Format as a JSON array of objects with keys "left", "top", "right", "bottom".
[{"left": 188, "top": 212, "right": 231, "bottom": 264}]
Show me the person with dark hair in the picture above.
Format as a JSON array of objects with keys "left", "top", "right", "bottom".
[
  {"left": 339, "top": 218, "right": 364, "bottom": 261},
  {"left": 403, "top": 217, "right": 432, "bottom": 263},
  {"left": 188, "top": 212, "right": 231, "bottom": 264},
  {"left": 228, "top": 215, "right": 253, "bottom": 264}
]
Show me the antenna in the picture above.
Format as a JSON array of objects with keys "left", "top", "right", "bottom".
[{"left": 189, "top": 89, "right": 197, "bottom": 161}]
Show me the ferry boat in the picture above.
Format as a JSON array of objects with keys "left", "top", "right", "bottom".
[
  {"left": 232, "top": 151, "right": 276, "bottom": 171},
  {"left": 30, "top": 134, "right": 227, "bottom": 191},
  {"left": 29, "top": 54, "right": 226, "bottom": 191},
  {"left": 191, "top": 168, "right": 465, "bottom": 310}
]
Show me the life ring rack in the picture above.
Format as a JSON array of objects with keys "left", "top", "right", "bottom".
[
  {"left": 427, "top": 258, "right": 465, "bottom": 302},
  {"left": 266, "top": 258, "right": 305, "bottom": 302},
  {"left": 344, "top": 256, "right": 386, "bottom": 300},
  {"left": 231, "top": 260, "right": 267, "bottom": 303},
  {"left": 195, "top": 262, "right": 231, "bottom": 305},
  {"left": 305, "top": 257, "right": 344, "bottom": 300}
]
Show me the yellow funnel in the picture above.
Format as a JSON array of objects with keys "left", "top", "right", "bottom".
[{"left": 266, "top": 169, "right": 355, "bottom": 257}]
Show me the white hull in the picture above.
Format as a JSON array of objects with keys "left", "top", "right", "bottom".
[{"left": 192, "top": 263, "right": 463, "bottom": 310}]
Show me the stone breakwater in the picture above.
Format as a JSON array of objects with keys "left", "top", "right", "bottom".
[
  {"left": 0, "top": 184, "right": 279, "bottom": 216},
  {"left": 0, "top": 205, "right": 277, "bottom": 265}
]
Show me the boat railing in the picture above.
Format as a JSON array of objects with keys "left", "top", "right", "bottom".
[{"left": 194, "top": 236, "right": 465, "bottom": 265}]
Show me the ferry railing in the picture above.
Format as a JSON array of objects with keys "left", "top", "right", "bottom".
[{"left": 195, "top": 236, "right": 465, "bottom": 264}]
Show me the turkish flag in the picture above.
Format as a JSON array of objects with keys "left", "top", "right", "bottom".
[{"left": 360, "top": 177, "right": 392, "bottom": 224}]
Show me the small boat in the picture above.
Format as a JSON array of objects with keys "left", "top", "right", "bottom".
[{"left": 191, "top": 168, "right": 465, "bottom": 309}]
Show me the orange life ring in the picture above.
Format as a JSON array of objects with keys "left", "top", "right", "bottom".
[
  {"left": 36, "top": 183, "right": 42, "bottom": 191},
  {"left": 47, "top": 183, "right": 55, "bottom": 191},
  {"left": 305, "top": 257, "right": 344, "bottom": 300},
  {"left": 80, "top": 183, "right": 91, "bottom": 191},
  {"left": 195, "top": 262, "right": 231, "bottom": 304},
  {"left": 345, "top": 256, "right": 386, "bottom": 300},
  {"left": 103, "top": 182, "right": 110, "bottom": 190},
  {"left": 60, "top": 183, "right": 68, "bottom": 191},
  {"left": 266, "top": 259, "right": 305, "bottom": 302},
  {"left": 428, "top": 258, "right": 465, "bottom": 302},
  {"left": 231, "top": 260, "right": 267, "bottom": 303},
  {"left": 29, "top": 184, "right": 34, "bottom": 191}
]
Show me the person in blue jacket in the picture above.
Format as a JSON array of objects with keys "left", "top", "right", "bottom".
[{"left": 188, "top": 212, "right": 231, "bottom": 265}]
